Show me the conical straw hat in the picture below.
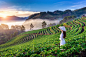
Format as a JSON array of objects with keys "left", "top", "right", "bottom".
[{"left": 58, "top": 26, "right": 66, "bottom": 31}]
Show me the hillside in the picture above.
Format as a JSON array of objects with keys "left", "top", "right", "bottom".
[
  {"left": 0, "top": 17, "right": 86, "bottom": 57},
  {"left": 26, "top": 7, "right": 86, "bottom": 20},
  {"left": 0, "top": 29, "right": 22, "bottom": 45}
]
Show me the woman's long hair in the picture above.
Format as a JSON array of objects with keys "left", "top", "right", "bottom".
[{"left": 63, "top": 31, "right": 66, "bottom": 38}]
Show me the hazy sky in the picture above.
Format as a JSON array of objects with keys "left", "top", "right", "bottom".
[
  {"left": 0, "top": 0, "right": 86, "bottom": 17},
  {"left": 0, "top": 0, "right": 85, "bottom": 30}
]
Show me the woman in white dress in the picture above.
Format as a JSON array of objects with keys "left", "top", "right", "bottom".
[{"left": 58, "top": 26, "right": 66, "bottom": 46}]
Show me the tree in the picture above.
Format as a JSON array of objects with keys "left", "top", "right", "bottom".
[
  {"left": 72, "top": 15, "right": 76, "bottom": 19},
  {"left": 15, "top": 25, "right": 21, "bottom": 31},
  {"left": 47, "top": 23, "right": 56, "bottom": 27},
  {"left": 64, "top": 16, "right": 67, "bottom": 20},
  {"left": 11, "top": 25, "right": 15, "bottom": 29},
  {"left": 0, "top": 25, "right": 3, "bottom": 30},
  {"left": 30, "top": 23, "right": 34, "bottom": 30},
  {"left": 42, "top": 21, "right": 47, "bottom": 28},
  {"left": 21, "top": 25, "right": 25, "bottom": 32},
  {"left": 1, "top": 24, "right": 9, "bottom": 30}
]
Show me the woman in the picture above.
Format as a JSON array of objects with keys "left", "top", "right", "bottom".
[{"left": 58, "top": 26, "right": 66, "bottom": 46}]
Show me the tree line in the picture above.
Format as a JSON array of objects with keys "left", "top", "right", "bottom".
[
  {"left": 0, "top": 24, "right": 25, "bottom": 32},
  {"left": 0, "top": 24, "right": 25, "bottom": 45},
  {"left": 59, "top": 15, "right": 76, "bottom": 24},
  {"left": 30, "top": 21, "right": 56, "bottom": 30}
]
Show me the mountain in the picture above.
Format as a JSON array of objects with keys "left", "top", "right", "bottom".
[
  {"left": 0, "top": 16, "right": 28, "bottom": 21},
  {"left": 23, "top": 7, "right": 86, "bottom": 31},
  {"left": 26, "top": 7, "right": 86, "bottom": 20}
]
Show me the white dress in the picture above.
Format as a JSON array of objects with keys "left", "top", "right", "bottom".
[{"left": 59, "top": 32, "right": 66, "bottom": 46}]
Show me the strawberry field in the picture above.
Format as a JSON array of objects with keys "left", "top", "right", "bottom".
[{"left": 0, "top": 17, "right": 86, "bottom": 57}]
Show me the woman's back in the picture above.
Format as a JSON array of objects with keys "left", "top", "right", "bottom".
[{"left": 60, "top": 32, "right": 66, "bottom": 46}]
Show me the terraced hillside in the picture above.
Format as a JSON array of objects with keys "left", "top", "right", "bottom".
[{"left": 0, "top": 17, "right": 86, "bottom": 57}]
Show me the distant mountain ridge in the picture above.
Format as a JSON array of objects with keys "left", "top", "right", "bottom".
[
  {"left": 0, "top": 16, "right": 28, "bottom": 21},
  {"left": 26, "top": 7, "right": 86, "bottom": 20}
]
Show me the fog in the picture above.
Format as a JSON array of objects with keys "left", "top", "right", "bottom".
[
  {"left": 0, "top": 18, "right": 62, "bottom": 31},
  {"left": 0, "top": 21, "right": 25, "bottom": 29},
  {"left": 23, "top": 19, "right": 62, "bottom": 31}
]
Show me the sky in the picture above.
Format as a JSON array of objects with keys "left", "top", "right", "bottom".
[
  {"left": 0, "top": 0, "right": 86, "bottom": 30},
  {"left": 0, "top": 0, "right": 86, "bottom": 17}
]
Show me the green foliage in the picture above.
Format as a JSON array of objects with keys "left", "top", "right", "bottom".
[
  {"left": 42, "top": 21, "right": 47, "bottom": 28},
  {"left": 60, "top": 15, "right": 76, "bottom": 24},
  {"left": 0, "top": 18, "right": 86, "bottom": 57}
]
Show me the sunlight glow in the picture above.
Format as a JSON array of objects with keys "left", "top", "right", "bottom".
[
  {"left": 2, "top": 15, "right": 7, "bottom": 18},
  {"left": 0, "top": 11, "right": 40, "bottom": 17},
  {"left": 0, "top": 13, "right": 8, "bottom": 18}
]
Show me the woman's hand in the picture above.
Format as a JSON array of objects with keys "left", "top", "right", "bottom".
[{"left": 59, "top": 38, "right": 61, "bottom": 40}]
